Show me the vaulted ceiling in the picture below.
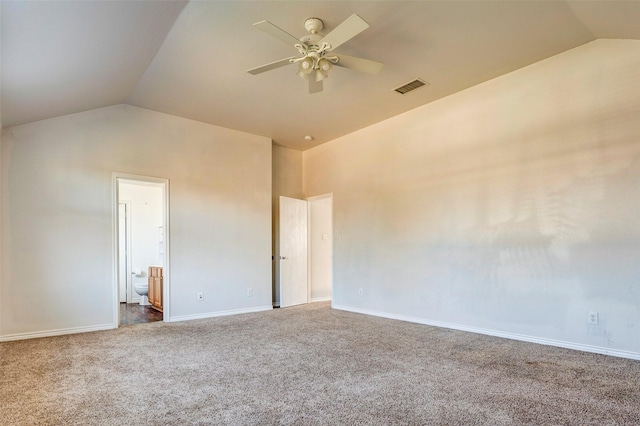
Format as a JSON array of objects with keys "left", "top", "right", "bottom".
[{"left": 2, "top": 1, "right": 640, "bottom": 150}]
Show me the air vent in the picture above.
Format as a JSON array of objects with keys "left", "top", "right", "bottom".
[{"left": 394, "top": 79, "right": 428, "bottom": 95}]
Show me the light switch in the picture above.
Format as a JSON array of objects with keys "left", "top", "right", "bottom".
[{"left": 322, "top": 233, "right": 328, "bottom": 240}]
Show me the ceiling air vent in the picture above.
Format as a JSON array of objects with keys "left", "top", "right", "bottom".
[{"left": 394, "top": 78, "right": 428, "bottom": 95}]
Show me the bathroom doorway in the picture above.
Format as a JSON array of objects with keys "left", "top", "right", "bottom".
[{"left": 113, "top": 173, "right": 170, "bottom": 326}]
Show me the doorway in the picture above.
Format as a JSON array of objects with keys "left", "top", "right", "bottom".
[
  {"left": 307, "top": 194, "right": 333, "bottom": 303},
  {"left": 113, "top": 173, "right": 170, "bottom": 326},
  {"left": 275, "top": 194, "right": 333, "bottom": 308}
]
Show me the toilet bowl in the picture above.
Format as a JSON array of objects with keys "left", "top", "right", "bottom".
[{"left": 133, "top": 283, "right": 151, "bottom": 306}]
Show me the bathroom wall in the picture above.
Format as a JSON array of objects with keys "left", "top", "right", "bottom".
[
  {"left": 308, "top": 195, "right": 332, "bottom": 302},
  {"left": 118, "top": 180, "right": 164, "bottom": 302},
  {"left": 303, "top": 40, "right": 640, "bottom": 358},
  {"left": 1, "top": 104, "right": 272, "bottom": 338}
]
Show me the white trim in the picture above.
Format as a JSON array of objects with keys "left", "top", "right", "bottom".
[
  {"left": 306, "top": 199, "right": 311, "bottom": 304},
  {"left": 168, "top": 305, "right": 273, "bottom": 323},
  {"left": 332, "top": 304, "right": 640, "bottom": 361},
  {"left": 0, "top": 324, "right": 115, "bottom": 342},
  {"left": 311, "top": 297, "right": 332, "bottom": 303},
  {"left": 118, "top": 200, "right": 134, "bottom": 303},
  {"left": 124, "top": 201, "right": 134, "bottom": 303},
  {"left": 112, "top": 174, "right": 120, "bottom": 328},
  {"left": 0, "top": 305, "right": 273, "bottom": 340}
]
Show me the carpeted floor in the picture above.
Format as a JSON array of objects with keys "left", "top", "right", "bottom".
[{"left": 1, "top": 302, "right": 639, "bottom": 425}]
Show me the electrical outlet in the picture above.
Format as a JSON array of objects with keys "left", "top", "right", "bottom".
[
  {"left": 588, "top": 311, "right": 599, "bottom": 325},
  {"left": 197, "top": 292, "right": 204, "bottom": 301},
  {"left": 358, "top": 288, "right": 364, "bottom": 297},
  {"left": 247, "top": 288, "right": 253, "bottom": 297}
]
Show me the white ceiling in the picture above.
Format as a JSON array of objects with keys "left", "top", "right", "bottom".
[{"left": 2, "top": 1, "right": 640, "bottom": 150}]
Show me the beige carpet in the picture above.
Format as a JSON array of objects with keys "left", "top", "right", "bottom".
[{"left": 1, "top": 302, "right": 639, "bottom": 425}]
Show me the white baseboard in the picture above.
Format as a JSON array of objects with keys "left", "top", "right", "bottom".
[
  {"left": 1, "top": 306, "right": 274, "bottom": 340},
  {"left": 332, "top": 304, "right": 640, "bottom": 361},
  {"left": 310, "top": 297, "right": 332, "bottom": 303},
  {"left": 0, "top": 323, "right": 116, "bottom": 342},
  {"left": 168, "top": 305, "right": 273, "bottom": 322}
]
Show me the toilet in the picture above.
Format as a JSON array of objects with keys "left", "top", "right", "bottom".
[{"left": 133, "top": 283, "right": 151, "bottom": 306}]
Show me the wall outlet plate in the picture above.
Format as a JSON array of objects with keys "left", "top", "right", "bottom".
[
  {"left": 197, "top": 292, "right": 204, "bottom": 301},
  {"left": 588, "top": 311, "right": 599, "bottom": 325}
]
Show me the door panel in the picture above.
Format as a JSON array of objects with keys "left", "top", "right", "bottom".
[
  {"left": 118, "top": 203, "right": 128, "bottom": 303},
  {"left": 279, "top": 196, "right": 308, "bottom": 308}
]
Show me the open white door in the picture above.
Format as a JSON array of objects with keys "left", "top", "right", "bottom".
[
  {"left": 118, "top": 203, "right": 128, "bottom": 303},
  {"left": 278, "top": 196, "right": 308, "bottom": 308}
]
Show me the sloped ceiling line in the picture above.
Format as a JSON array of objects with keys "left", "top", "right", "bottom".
[{"left": 2, "top": 1, "right": 640, "bottom": 150}]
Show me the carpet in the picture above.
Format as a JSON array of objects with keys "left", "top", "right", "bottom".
[{"left": 1, "top": 302, "right": 639, "bottom": 425}]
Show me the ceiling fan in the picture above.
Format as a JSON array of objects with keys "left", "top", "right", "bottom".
[{"left": 247, "top": 14, "right": 384, "bottom": 94}]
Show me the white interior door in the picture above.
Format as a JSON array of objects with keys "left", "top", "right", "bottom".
[
  {"left": 118, "top": 203, "right": 129, "bottom": 303},
  {"left": 278, "top": 196, "right": 308, "bottom": 308}
]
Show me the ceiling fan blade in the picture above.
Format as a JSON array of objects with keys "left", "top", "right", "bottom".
[
  {"left": 247, "top": 57, "right": 296, "bottom": 75},
  {"left": 308, "top": 78, "right": 323, "bottom": 94},
  {"left": 334, "top": 54, "right": 384, "bottom": 75},
  {"left": 320, "top": 14, "right": 369, "bottom": 51},
  {"left": 253, "top": 20, "right": 301, "bottom": 48}
]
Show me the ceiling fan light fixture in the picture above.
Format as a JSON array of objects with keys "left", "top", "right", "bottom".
[
  {"left": 318, "top": 58, "right": 332, "bottom": 72},
  {"left": 315, "top": 58, "right": 332, "bottom": 81},
  {"left": 249, "top": 14, "right": 383, "bottom": 94},
  {"left": 315, "top": 69, "right": 327, "bottom": 82},
  {"left": 297, "top": 57, "right": 314, "bottom": 79}
]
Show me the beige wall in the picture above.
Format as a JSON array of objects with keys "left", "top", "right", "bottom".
[
  {"left": 1, "top": 105, "right": 272, "bottom": 337},
  {"left": 273, "top": 145, "right": 304, "bottom": 202},
  {"left": 304, "top": 40, "right": 640, "bottom": 357}
]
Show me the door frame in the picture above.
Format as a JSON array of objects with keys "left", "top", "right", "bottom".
[
  {"left": 118, "top": 201, "right": 133, "bottom": 303},
  {"left": 112, "top": 172, "right": 171, "bottom": 326}
]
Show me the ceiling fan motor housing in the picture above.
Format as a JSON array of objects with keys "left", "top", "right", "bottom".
[{"left": 304, "top": 18, "right": 324, "bottom": 34}]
